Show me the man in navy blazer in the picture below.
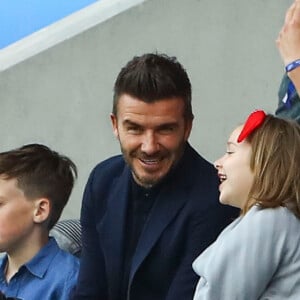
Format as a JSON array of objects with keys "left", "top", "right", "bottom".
[{"left": 73, "top": 53, "right": 238, "bottom": 300}]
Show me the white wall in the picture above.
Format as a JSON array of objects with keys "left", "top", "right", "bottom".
[{"left": 0, "top": 0, "right": 291, "bottom": 219}]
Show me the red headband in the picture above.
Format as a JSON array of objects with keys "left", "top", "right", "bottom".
[{"left": 237, "top": 110, "right": 267, "bottom": 143}]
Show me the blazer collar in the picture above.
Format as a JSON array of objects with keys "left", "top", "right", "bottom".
[
  {"left": 129, "top": 143, "right": 194, "bottom": 283},
  {"left": 100, "top": 143, "right": 195, "bottom": 295},
  {"left": 99, "top": 166, "right": 131, "bottom": 299},
  {"left": 129, "top": 179, "right": 188, "bottom": 283}
]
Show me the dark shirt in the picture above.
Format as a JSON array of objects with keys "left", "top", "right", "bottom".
[{"left": 120, "top": 178, "right": 159, "bottom": 299}]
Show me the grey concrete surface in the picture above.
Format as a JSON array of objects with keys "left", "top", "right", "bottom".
[{"left": 0, "top": 0, "right": 291, "bottom": 219}]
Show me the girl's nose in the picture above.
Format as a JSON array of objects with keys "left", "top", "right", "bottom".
[{"left": 214, "top": 158, "right": 221, "bottom": 170}]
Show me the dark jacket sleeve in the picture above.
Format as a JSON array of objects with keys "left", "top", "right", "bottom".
[
  {"left": 163, "top": 147, "right": 239, "bottom": 300},
  {"left": 72, "top": 167, "right": 108, "bottom": 300},
  {"left": 165, "top": 202, "right": 238, "bottom": 300},
  {"left": 276, "top": 73, "right": 300, "bottom": 124}
]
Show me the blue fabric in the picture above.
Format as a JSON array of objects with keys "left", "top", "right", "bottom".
[
  {"left": 276, "top": 73, "right": 300, "bottom": 124},
  {"left": 0, "top": 238, "right": 79, "bottom": 300},
  {"left": 285, "top": 59, "right": 300, "bottom": 73}
]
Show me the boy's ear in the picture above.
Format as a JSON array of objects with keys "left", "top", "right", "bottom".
[{"left": 33, "top": 198, "right": 50, "bottom": 224}]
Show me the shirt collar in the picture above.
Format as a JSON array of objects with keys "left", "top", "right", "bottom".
[
  {"left": 23, "top": 237, "right": 60, "bottom": 279},
  {"left": 0, "top": 255, "right": 7, "bottom": 281}
]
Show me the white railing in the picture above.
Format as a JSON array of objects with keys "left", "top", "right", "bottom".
[{"left": 0, "top": 0, "right": 146, "bottom": 71}]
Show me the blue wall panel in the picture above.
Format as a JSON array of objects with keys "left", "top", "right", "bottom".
[{"left": 0, "top": 0, "right": 98, "bottom": 49}]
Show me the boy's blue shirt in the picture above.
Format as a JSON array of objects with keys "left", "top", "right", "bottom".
[{"left": 0, "top": 237, "right": 79, "bottom": 300}]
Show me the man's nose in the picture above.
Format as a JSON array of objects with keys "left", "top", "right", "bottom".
[{"left": 140, "top": 132, "right": 159, "bottom": 154}]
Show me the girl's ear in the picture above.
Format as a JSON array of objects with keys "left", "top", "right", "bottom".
[{"left": 33, "top": 198, "right": 50, "bottom": 224}]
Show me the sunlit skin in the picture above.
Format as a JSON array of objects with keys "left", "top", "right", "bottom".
[
  {"left": 214, "top": 125, "right": 254, "bottom": 209},
  {"left": 111, "top": 94, "right": 192, "bottom": 188},
  {"left": 0, "top": 176, "right": 49, "bottom": 281},
  {"left": 0, "top": 177, "right": 38, "bottom": 254}
]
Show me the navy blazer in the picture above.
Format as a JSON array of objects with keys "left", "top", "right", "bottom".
[{"left": 73, "top": 143, "right": 239, "bottom": 300}]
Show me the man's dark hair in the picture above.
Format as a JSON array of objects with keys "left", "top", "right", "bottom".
[
  {"left": 0, "top": 144, "right": 77, "bottom": 230},
  {"left": 113, "top": 53, "right": 194, "bottom": 120}
]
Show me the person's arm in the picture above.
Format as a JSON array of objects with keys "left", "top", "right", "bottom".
[
  {"left": 276, "top": 72, "right": 300, "bottom": 123},
  {"left": 165, "top": 203, "right": 238, "bottom": 300},
  {"left": 277, "top": 0, "right": 300, "bottom": 68},
  {"left": 72, "top": 169, "right": 108, "bottom": 300},
  {"left": 276, "top": 1, "right": 300, "bottom": 122},
  {"left": 192, "top": 207, "right": 285, "bottom": 300}
]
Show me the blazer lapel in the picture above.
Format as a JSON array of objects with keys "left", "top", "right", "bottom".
[
  {"left": 129, "top": 180, "right": 188, "bottom": 283},
  {"left": 128, "top": 144, "right": 195, "bottom": 284},
  {"left": 99, "top": 166, "right": 131, "bottom": 299}
]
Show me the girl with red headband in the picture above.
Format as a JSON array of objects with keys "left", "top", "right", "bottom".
[{"left": 193, "top": 110, "right": 300, "bottom": 299}]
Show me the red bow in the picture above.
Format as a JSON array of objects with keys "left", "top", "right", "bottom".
[{"left": 237, "top": 110, "right": 266, "bottom": 143}]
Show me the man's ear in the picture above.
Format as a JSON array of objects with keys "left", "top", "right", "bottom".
[
  {"left": 184, "top": 118, "right": 193, "bottom": 141},
  {"left": 110, "top": 113, "right": 119, "bottom": 139},
  {"left": 33, "top": 198, "right": 50, "bottom": 224}
]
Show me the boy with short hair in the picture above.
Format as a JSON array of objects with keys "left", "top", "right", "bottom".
[{"left": 0, "top": 144, "right": 79, "bottom": 300}]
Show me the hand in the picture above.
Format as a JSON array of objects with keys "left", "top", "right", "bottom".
[{"left": 276, "top": 0, "right": 300, "bottom": 65}]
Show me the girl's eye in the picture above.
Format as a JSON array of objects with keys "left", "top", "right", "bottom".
[{"left": 226, "top": 151, "right": 234, "bottom": 155}]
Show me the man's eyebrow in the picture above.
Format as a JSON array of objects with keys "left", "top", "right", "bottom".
[
  {"left": 157, "top": 122, "right": 179, "bottom": 129},
  {"left": 122, "top": 119, "right": 179, "bottom": 128},
  {"left": 122, "top": 119, "right": 140, "bottom": 126}
]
